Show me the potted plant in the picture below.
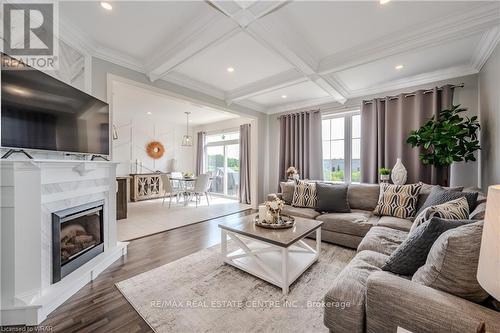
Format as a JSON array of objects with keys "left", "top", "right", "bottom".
[
  {"left": 379, "top": 168, "right": 391, "bottom": 182},
  {"left": 407, "top": 104, "right": 480, "bottom": 186}
]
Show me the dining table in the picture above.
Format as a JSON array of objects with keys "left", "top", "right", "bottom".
[{"left": 169, "top": 176, "right": 212, "bottom": 206}]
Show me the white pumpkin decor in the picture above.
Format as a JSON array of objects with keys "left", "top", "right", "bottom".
[{"left": 391, "top": 158, "right": 407, "bottom": 185}]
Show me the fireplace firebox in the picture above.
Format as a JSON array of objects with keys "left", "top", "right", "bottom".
[{"left": 52, "top": 200, "right": 105, "bottom": 283}]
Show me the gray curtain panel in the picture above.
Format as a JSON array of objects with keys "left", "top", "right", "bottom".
[
  {"left": 195, "top": 131, "right": 206, "bottom": 176},
  {"left": 239, "top": 124, "right": 251, "bottom": 204},
  {"left": 278, "top": 110, "right": 323, "bottom": 186},
  {"left": 361, "top": 85, "right": 454, "bottom": 184}
]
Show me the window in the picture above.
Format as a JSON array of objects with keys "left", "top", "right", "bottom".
[
  {"left": 322, "top": 112, "right": 361, "bottom": 183},
  {"left": 205, "top": 130, "right": 240, "bottom": 198}
]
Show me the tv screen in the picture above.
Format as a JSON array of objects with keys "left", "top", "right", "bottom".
[{"left": 1, "top": 55, "right": 109, "bottom": 155}]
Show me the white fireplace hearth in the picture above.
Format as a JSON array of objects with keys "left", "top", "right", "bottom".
[{"left": 0, "top": 159, "right": 128, "bottom": 325}]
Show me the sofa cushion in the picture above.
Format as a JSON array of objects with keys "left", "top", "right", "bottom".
[
  {"left": 374, "top": 183, "right": 422, "bottom": 219},
  {"left": 412, "top": 221, "right": 489, "bottom": 303},
  {"left": 382, "top": 217, "right": 472, "bottom": 276},
  {"left": 417, "top": 185, "right": 478, "bottom": 215},
  {"left": 470, "top": 202, "right": 486, "bottom": 220},
  {"left": 316, "top": 210, "right": 376, "bottom": 237},
  {"left": 324, "top": 250, "right": 388, "bottom": 333},
  {"left": 315, "top": 182, "right": 351, "bottom": 213},
  {"left": 280, "top": 181, "right": 296, "bottom": 204},
  {"left": 376, "top": 216, "right": 413, "bottom": 232},
  {"left": 410, "top": 197, "right": 469, "bottom": 233},
  {"left": 281, "top": 205, "right": 321, "bottom": 220},
  {"left": 416, "top": 183, "right": 463, "bottom": 212},
  {"left": 357, "top": 226, "right": 408, "bottom": 256},
  {"left": 291, "top": 181, "right": 317, "bottom": 208},
  {"left": 348, "top": 184, "right": 380, "bottom": 211}
]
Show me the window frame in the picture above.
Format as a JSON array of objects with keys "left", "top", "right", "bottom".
[{"left": 322, "top": 110, "right": 361, "bottom": 184}]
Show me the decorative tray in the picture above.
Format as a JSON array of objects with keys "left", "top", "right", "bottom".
[{"left": 254, "top": 214, "right": 295, "bottom": 229}]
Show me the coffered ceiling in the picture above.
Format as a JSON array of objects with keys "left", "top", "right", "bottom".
[{"left": 59, "top": 1, "right": 500, "bottom": 114}]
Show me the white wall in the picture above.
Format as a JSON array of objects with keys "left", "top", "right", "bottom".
[
  {"left": 479, "top": 42, "right": 500, "bottom": 190},
  {"left": 266, "top": 74, "right": 480, "bottom": 193},
  {"left": 111, "top": 81, "right": 194, "bottom": 176}
]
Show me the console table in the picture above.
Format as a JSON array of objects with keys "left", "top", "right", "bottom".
[{"left": 130, "top": 173, "right": 168, "bottom": 201}]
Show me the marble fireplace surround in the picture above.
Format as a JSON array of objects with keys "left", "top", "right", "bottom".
[{"left": 0, "top": 159, "right": 128, "bottom": 325}]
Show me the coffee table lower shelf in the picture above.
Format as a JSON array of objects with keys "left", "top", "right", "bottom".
[{"left": 221, "top": 228, "right": 321, "bottom": 295}]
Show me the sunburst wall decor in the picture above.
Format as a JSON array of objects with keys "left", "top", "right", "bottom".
[{"left": 146, "top": 141, "right": 165, "bottom": 159}]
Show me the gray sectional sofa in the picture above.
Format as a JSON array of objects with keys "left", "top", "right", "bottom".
[{"left": 268, "top": 183, "right": 500, "bottom": 333}]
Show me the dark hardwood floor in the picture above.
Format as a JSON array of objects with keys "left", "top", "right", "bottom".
[{"left": 38, "top": 209, "right": 254, "bottom": 333}]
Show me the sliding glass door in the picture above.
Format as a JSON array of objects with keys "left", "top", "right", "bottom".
[{"left": 205, "top": 132, "right": 240, "bottom": 199}]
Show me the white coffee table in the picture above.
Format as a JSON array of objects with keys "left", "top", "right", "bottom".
[{"left": 219, "top": 213, "right": 323, "bottom": 295}]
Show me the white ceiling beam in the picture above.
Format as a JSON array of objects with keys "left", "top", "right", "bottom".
[
  {"left": 225, "top": 69, "right": 306, "bottom": 103},
  {"left": 318, "top": 2, "right": 500, "bottom": 75},
  {"left": 209, "top": 0, "right": 347, "bottom": 104},
  {"left": 209, "top": 0, "right": 288, "bottom": 28},
  {"left": 344, "top": 64, "right": 478, "bottom": 100},
  {"left": 145, "top": 13, "right": 240, "bottom": 82},
  {"left": 246, "top": 20, "right": 347, "bottom": 103}
]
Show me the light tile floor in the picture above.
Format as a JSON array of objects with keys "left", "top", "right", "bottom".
[{"left": 117, "top": 196, "right": 251, "bottom": 241}]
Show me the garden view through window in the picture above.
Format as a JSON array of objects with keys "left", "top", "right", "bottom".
[{"left": 322, "top": 113, "right": 361, "bottom": 183}]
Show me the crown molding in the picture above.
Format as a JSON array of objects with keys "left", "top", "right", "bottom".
[
  {"left": 225, "top": 69, "right": 306, "bottom": 103},
  {"left": 471, "top": 26, "right": 500, "bottom": 71},
  {"left": 318, "top": 2, "right": 500, "bottom": 75},
  {"left": 162, "top": 71, "right": 226, "bottom": 101},
  {"left": 267, "top": 96, "right": 341, "bottom": 115},
  {"left": 60, "top": 17, "right": 145, "bottom": 73},
  {"left": 342, "top": 64, "right": 478, "bottom": 99}
]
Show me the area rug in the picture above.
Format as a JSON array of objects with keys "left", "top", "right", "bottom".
[
  {"left": 117, "top": 197, "right": 251, "bottom": 241},
  {"left": 116, "top": 242, "right": 356, "bottom": 333}
]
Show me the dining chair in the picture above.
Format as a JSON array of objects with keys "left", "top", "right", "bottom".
[
  {"left": 170, "top": 171, "right": 183, "bottom": 190},
  {"left": 161, "top": 174, "right": 181, "bottom": 208},
  {"left": 187, "top": 173, "right": 211, "bottom": 207}
]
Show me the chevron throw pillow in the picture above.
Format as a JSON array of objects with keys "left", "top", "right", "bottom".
[
  {"left": 410, "top": 197, "right": 470, "bottom": 233},
  {"left": 374, "top": 183, "right": 422, "bottom": 219},
  {"left": 291, "top": 181, "right": 317, "bottom": 208}
]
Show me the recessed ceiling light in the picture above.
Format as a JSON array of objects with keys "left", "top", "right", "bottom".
[
  {"left": 100, "top": 2, "right": 112, "bottom": 10},
  {"left": 380, "top": 0, "right": 391, "bottom": 4},
  {"left": 147, "top": 111, "right": 152, "bottom": 115},
  {"left": 227, "top": 67, "right": 235, "bottom": 73},
  {"left": 281, "top": 95, "right": 287, "bottom": 99},
  {"left": 395, "top": 64, "right": 404, "bottom": 70}
]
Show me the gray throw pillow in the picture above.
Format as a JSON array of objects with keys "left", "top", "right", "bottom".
[
  {"left": 416, "top": 185, "right": 478, "bottom": 215},
  {"left": 412, "top": 221, "right": 489, "bottom": 303},
  {"left": 280, "top": 181, "right": 296, "bottom": 204},
  {"left": 416, "top": 183, "right": 463, "bottom": 212},
  {"left": 315, "top": 183, "right": 351, "bottom": 213},
  {"left": 382, "top": 217, "right": 472, "bottom": 276}
]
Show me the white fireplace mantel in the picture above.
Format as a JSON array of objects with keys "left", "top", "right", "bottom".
[{"left": 0, "top": 159, "right": 128, "bottom": 325}]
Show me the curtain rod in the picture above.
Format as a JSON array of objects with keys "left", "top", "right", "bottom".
[
  {"left": 276, "top": 109, "right": 321, "bottom": 120},
  {"left": 363, "top": 84, "right": 464, "bottom": 105}
]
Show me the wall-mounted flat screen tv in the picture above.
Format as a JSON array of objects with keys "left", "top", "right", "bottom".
[{"left": 1, "top": 54, "right": 109, "bottom": 155}]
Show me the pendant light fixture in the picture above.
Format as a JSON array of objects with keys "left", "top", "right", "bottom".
[{"left": 181, "top": 112, "right": 193, "bottom": 146}]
